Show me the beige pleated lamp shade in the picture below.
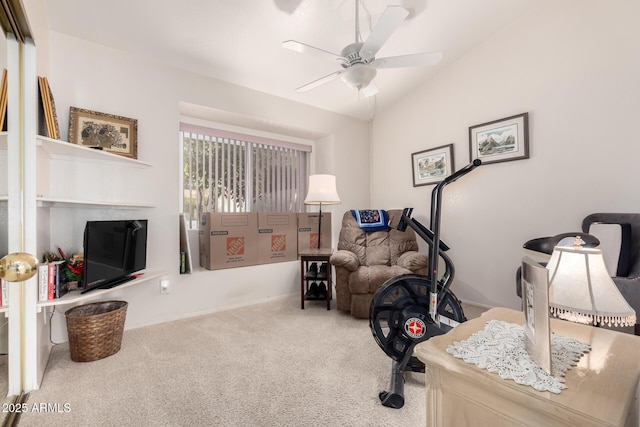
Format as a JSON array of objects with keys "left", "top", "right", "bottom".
[
  {"left": 304, "top": 174, "right": 341, "bottom": 205},
  {"left": 547, "top": 241, "right": 636, "bottom": 327}
]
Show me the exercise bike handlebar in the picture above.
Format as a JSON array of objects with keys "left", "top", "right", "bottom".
[
  {"left": 428, "top": 159, "right": 481, "bottom": 322},
  {"left": 431, "top": 158, "right": 481, "bottom": 227},
  {"left": 398, "top": 160, "right": 481, "bottom": 324},
  {"left": 436, "top": 158, "right": 482, "bottom": 189}
]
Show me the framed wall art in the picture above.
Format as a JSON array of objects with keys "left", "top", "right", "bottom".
[
  {"left": 521, "top": 256, "right": 552, "bottom": 375},
  {"left": 411, "top": 143, "right": 455, "bottom": 187},
  {"left": 68, "top": 107, "right": 138, "bottom": 159},
  {"left": 469, "top": 112, "right": 529, "bottom": 165}
]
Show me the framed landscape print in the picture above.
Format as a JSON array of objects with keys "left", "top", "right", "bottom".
[
  {"left": 469, "top": 112, "right": 529, "bottom": 165},
  {"left": 411, "top": 143, "right": 455, "bottom": 187},
  {"left": 521, "top": 256, "right": 552, "bottom": 375},
  {"left": 68, "top": 107, "right": 138, "bottom": 159}
]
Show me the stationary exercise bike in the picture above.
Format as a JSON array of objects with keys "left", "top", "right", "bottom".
[{"left": 369, "top": 159, "right": 481, "bottom": 409}]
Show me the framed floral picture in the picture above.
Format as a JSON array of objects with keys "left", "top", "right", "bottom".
[
  {"left": 68, "top": 107, "right": 138, "bottom": 159},
  {"left": 469, "top": 112, "right": 529, "bottom": 165},
  {"left": 411, "top": 143, "right": 454, "bottom": 187}
]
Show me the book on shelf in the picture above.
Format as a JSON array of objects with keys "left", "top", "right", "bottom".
[
  {"left": 38, "top": 264, "right": 49, "bottom": 302},
  {"left": 180, "top": 251, "right": 186, "bottom": 274},
  {"left": 54, "top": 262, "right": 69, "bottom": 299},
  {"left": 39, "top": 261, "right": 68, "bottom": 301},
  {"left": 47, "top": 262, "right": 55, "bottom": 300}
]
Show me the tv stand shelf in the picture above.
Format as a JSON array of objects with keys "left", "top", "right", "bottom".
[{"left": 36, "top": 270, "right": 163, "bottom": 310}]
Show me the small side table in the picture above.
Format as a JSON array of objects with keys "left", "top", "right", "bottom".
[
  {"left": 299, "top": 248, "right": 333, "bottom": 310},
  {"left": 415, "top": 308, "right": 640, "bottom": 427}
]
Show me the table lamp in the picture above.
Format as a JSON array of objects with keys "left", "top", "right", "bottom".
[
  {"left": 304, "top": 174, "right": 341, "bottom": 249},
  {"left": 547, "top": 237, "right": 636, "bottom": 327}
]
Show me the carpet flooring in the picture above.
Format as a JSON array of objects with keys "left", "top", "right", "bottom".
[{"left": 15, "top": 295, "right": 485, "bottom": 426}]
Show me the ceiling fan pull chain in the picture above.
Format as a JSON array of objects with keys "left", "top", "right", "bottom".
[{"left": 355, "top": 0, "right": 360, "bottom": 43}]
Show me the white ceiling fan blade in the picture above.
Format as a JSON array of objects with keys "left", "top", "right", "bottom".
[
  {"left": 361, "top": 80, "right": 378, "bottom": 97},
  {"left": 360, "top": 6, "right": 410, "bottom": 60},
  {"left": 372, "top": 51, "right": 443, "bottom": 69},
  {"left": 282, "top": 40, "right": 346, "bottom": 65},
  {"left": 295, "top": 70, "right": 344, "bottom": 93}
]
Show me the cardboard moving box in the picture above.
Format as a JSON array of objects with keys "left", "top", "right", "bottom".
[
  {"left": 258, "top": 213, "right": 297, "bottom": 264},
  {"left": 199, "top": 212, "right": 258, "bottom": 270},
  {"left": 297, "top": 212, "right": 332, "bottom": 253}
]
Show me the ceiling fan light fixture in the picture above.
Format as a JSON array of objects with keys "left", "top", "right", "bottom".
[{"left": 340, "top": 63, "right": 377, "bottom": 90}]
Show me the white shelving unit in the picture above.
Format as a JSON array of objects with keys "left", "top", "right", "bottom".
[
  {"left": 32, "top": 135, "right": 165, "bottom": 308},
  {"left": 3, "top": 123, "right": 166, "bottom": 393}
]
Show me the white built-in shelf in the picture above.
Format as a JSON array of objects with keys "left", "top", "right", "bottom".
[
  {"left": 37, "top": 270, "right": 164, "bottom": 309},
  {"left": 0, "top": 133, "right": 152, "bottom": 168},
  {"left": 0, "top": 306, "right": 7, "bottom": 314},
  {"left": 36, "top": 196, "right": 155, "bottom": 209},
  {"left": 37, "top": 135, "right": 153, "bottom": 167}
]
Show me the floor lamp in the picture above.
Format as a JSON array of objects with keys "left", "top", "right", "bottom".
[{"left": 304, "top": 174, "right": 341, "bottom": 249}]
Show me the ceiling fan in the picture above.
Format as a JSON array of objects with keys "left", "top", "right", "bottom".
[{"left": 283, "top": 1, "right": 442, "bottom": 97}]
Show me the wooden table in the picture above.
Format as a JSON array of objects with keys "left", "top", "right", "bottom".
[
  {"left": 299, "top": 248, "right": 333, "bottom": 310},
  {"left": 415, "top": 307, "right": 640, "bottom": 427}
]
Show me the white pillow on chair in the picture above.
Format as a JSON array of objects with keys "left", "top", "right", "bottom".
[{"left": 588, "top": 222, "right": 632, "bottom": 277}]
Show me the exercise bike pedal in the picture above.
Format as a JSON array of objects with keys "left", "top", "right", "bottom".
[
  {"left": 379, "top": 390, "right": 404, "bottom": 409},
  {"left": 406, "top": 358, "right": 425, "bottom": 373}
]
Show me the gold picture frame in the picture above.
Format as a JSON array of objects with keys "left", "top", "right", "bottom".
[
  {"left": 0, "top": 69, "right": 7, "bottom": 131},
  {"left": 68, "top": 107, "right": 138, "bottom": 159},
  {"left": 38, "top": 76, "right": 60, "bottom": 139}
]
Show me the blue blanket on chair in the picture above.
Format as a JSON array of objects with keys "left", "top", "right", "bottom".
[{"left": 350, "top": 209, "right": 390, "bottom": 231}]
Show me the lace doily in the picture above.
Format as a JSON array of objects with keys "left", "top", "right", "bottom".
[{"left": 446, "top": 320, "right": 590, "bottom": 393}]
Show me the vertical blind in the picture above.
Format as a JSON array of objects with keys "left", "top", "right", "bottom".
[{"left": 180, "top": 124, "right": 310, "bottom": 227}]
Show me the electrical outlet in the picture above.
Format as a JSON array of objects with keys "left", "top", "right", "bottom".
[{"left": 160, "top": 279, "right": 170, "bottom": 294}]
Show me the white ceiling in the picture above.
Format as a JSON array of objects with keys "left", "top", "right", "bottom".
[{"left": 44, "top": 0, "right": 535, "bottom": 121}]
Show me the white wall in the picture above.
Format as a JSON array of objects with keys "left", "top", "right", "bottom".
[
  {"left": 371, "top": 0, "right": 640, "bottom": 309},
  {"left": 42, "top": 31, "right": 370, "bottom": 338}
]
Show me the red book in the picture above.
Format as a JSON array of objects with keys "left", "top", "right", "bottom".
[{"left": 48, "top": 263, "right": 55, "bottom": 300}]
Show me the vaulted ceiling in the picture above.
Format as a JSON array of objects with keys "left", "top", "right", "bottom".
[{"left": 45, "top": 0, "right": 535, "bottom": 121}]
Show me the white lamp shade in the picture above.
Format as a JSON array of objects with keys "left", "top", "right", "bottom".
[
  {"left": 547, "top": 245, "right": 636, "bottom": 327},
  {"left": 304, "top": 174, "right": 341, "bottom": 205}
]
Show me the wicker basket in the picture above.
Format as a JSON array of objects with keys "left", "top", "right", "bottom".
[{"left": 65, "top": 301, "right": 128, "bottom": 362}]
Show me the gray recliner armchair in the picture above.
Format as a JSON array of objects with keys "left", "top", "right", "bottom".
[{"left": 330, "top": 209, "right": 428, "bottom": 319}]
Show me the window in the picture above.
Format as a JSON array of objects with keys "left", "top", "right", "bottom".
[{"left": 180, "top": 124, "right": 310, "bottom": 227}]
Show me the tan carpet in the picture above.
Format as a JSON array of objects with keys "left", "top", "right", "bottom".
[{"left": 17, "top": 295, "right": 470, "bottom": 426}]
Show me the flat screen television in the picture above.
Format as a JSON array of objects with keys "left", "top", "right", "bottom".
[{"left": 81, "top": 219, "right": 148, "bottom": 294}]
